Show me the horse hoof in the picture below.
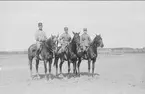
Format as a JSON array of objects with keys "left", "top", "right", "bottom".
[
  {"left": 36, "top": 76, "right": 40, "bottom": 80},
  {"left": 28, "top": 77, "right": 33, "bottom": 81},
  {"left": 38, "top": 76, "right": 40, "bottom": 79},
  {"left": 96, "top": 73, "right": 100, "bottom": 76},
  {"left": 44, "top": 79, "right": 48, "bottom": 83},
  {"left": 48, "top": 76, "right": 52, "bottom": 80},
  {"left": 56, "top": 74, "right": 59, "bottom": 77},
  {"left": 59, "top": 74, "right": 63, "bottom": 78},
  {"left": 77, "top": 74, "right": 80, "bottom": 77},
  {"left": 67, "top": 75, "right": 71, "bottom": 79},
  {"left": 73, "top": 75, "right": 77, "bottom": 78},
  {"left": 29, "top": 76, "right": 34, "bottom": 80}
]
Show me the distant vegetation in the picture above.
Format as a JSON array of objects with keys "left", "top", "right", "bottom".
[
  {"left": 0, "top": 50, "right": 28, "bottom": 54},
  {"left": 0, "top": 47, "right": 145, "bottom": 55},
  {"left": 98, "top": 47, "right": 145, "bottom": 54}
]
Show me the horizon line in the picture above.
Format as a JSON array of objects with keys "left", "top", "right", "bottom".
[{"left": 0, "top": 47, "right": 145, "bottom": 52}]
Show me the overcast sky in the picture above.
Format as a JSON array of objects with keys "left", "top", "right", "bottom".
[{"left": 0, "top": 1, "right": 145, "bottom": 51}]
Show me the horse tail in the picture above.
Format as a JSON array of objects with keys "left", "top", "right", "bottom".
[
  {"left": 53, "top": 55, "right": 59, "bottom": 67},
  {"left": 28, "top": 44, "right": 36, "bottom": 63},
  {"left": 53, "top": 53, "right": 56, "bottom": 67},
  {"left": 53, "top": 61, "right": 56, "bottom": 67},
  {"left": 53, "top": 58, "right": 58, "bottom": 67}
]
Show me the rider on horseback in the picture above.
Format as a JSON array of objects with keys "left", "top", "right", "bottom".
[
  {"left": 58, "top": 27, "right": 71, "bottom": 54},
  {"left": 80, "top": 28, "right": 91, "bottom": 59},
  {"left": 35, "top": 22, "right": 47, "bottom": 58}
]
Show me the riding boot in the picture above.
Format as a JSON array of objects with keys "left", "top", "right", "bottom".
[
  {"left": 83, "top": 51, "right": 86, "bottom": 59},
  {"left": 84, "top": 54, "right": 87, "bottom": 59},
  {"left": 53, "top": 51, "right": 55, "bottom": 58},
  {"left": 36, "top": 49, "right": 40, "bottom": 58},
  {"left": 84, "top": 50, "right": 88, "bottom": 59}
]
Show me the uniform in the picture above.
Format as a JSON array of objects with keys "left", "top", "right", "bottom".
[
  {"left": 58, "top": 33, "right": 71, "bottom": 53},
  {"left": 35, "top": 29, "right": 47, "bottom": 49},
  {"left": 35, "top": 29, "right": 47, "bottom": 58},
  {"left": 80, "top": 33, "right": 91, "bottom": 51}
]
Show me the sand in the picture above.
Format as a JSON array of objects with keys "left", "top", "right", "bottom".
[{"left": 0, "top": 53, "right": 145, "bottom": 94}]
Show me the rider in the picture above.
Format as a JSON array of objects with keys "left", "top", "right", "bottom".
[
  {"left": 80, "top": 28, "right": 91, "bottom": 58},
  {"left": 35, "top": 22, "right": 47, "bottom": 58},
  {"left": 58, "top": 27, "right": 71, "bottom": 54}
]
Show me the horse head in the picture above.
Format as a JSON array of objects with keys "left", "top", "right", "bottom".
[
  {"left": 72, "top": 31, "right": 80, "bottom": 46},
  {"left": 50, "top": 34, "right": 59, "bottom": 51},
  {"left": 43, "top": 35, "right": 59, "bottom": 53},
  {"left": 48, "top": 34, "right": 59, "bottom": 53},
  {"left": 93, "top": 34, "right": 104, "bottom": 48}
]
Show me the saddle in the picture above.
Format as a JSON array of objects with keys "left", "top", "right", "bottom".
[
  {"left": 35, "top": 41, "right": 46, "bottom": 59},
  {"left": 35, "top": 45, "right": 43, "bottom": 60},
  {"left": 81, "top": 46, "right": 89, "bottom": 59}
]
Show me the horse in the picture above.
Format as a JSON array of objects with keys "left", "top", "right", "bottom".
[
  {"left": 53, "top": 32, "right": 79, "bottom": 77},
  {"left": 28, "top": 35, "right": 58, "bottom": 80},
  {"left": 75, "top": 34, "right": 104, "bottom": 77}
]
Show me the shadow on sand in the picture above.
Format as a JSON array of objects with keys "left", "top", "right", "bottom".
[{"left": 32, "top": 72, "right": 100, "bottom": 80}]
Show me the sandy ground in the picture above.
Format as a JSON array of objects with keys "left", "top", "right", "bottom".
[{"left": 0, "top": 53, "right": 145, "bottom": 94}]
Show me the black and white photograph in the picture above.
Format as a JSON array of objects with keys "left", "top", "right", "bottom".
[{"left": 0, "top": 1, "right": 145, "bottom": 94}]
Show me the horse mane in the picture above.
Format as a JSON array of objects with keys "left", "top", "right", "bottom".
[
  {"left": 71, "top": 36, "right": 76, "bottom": 44},
  {"left": 42, "top": 37, "right": 53, "bottom": 52},
  {"left": 90, "top": 36, "right": 97, "bottom": 47},
  {"left": 66, "top": 35, "right": 77, "bottom": 54},
  {"left": 46, "top": 37, "right": 53, "bottom": 47}
]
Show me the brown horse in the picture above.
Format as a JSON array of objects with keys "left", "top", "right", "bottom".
[
  {"left": 53, "top": 32, "right": 79, "bottom": 77},
  {"left": 28, "top": 35, "right": 58, "bottom": 80},
  {"left": 76, "top": 34, "right": 104, "bottom": 77}
]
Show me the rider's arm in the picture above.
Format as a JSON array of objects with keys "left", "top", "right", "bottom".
[
  {"left": 88, "top": 35, "right": 91, "bottom": 43},
  {"left": 80, "top": 35, "right": 83, "bottom": 43},
  {"left": 59, "top": 34, "right": 64, "bottom": 42},
  {"left": 68, "top": 35, "right": 71, "bottom": 42},
  {"left": 35, "top": 31, "right": 39, "bottom": 41},
  {"left": 42, "top": 31, "right": 47, "bottom": 40}
]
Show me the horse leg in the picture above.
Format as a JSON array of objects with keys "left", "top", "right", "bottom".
[
  {"left": 36, "top": 59, "right": 40, "bottom": 79},
  {"left": 54, "top": 57, "right": 59, "bottom": 76},
  {"left": 75, "top": 60, "right": 78, "bottom": 75},
  {"left": 29, "top": 59, "right": 33, "bottom": 80},
  {"left": 92, "top": 59, "right": 96, "bottom": 77},
  {"left": 67, "top": 60, "right": 71, "bottom": 78},
  {"left": 73, "top": 61, "right": 77, "bottom": 77},
  {"left": 72, "top": 61, "right": 75, "bottom": 76},
  {"left": 44, "top": 60, "right": 47, "bottom": 80},
  {"left": 59, "top": 59, "right": 64, "bottom": 75},
  {"left": 77, "top": 58, "right": 81, "bottom": 76},
  {"left": 48, "top": 59, "right": 52, "bottom": 80},
  {"left": 88, "top": 59, "right": 91, "bottom": 76}
]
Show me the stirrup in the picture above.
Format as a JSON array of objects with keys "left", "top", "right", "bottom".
[
  {"left": 84, "top": 55, "right": 86, "bottom": 59},
  {"left": 35, "top": 55, "right": 38, "bottom": 59}
]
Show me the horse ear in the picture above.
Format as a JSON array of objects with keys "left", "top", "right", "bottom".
[
  {"left": 72, "top": 31, "right": 75, "bottom": 34},
  {"left": 96, "top": 33, "right": 100, "bottom": 36},
  {"left": 51, "top": 34, "right": 54, "bottom": 38},
  {"left": 57, "top": 34, "right": 59, "bottom": 38},
  {"left": 78, "top": 32, "right": 80, "bottom": 35}
]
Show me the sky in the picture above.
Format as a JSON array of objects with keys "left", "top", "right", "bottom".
[{"left": 0, "top": 1, "right": 145, "bottom": 51}]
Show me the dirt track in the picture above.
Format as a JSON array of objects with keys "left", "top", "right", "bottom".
[{"left": 0, "top": 53, "right": 145, "bottom": 94}]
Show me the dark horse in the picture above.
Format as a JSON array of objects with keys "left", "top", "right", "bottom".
[
  {"left": 54, "top": 32, "right": 79, "bottom": 77},
  {"left": 28, "top": 35, "right": 58, "bottom": 80},
  {"left": 75, "top": 34, "right": 104, "bottom": 77}
]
